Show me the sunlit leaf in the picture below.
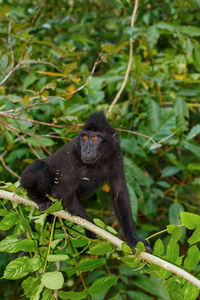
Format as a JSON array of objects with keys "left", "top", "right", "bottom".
[
  {"left": 41, "top": 271, "right": 64, "bottom": 290},
  {"left": 88, "top": 276, "right": 118, "bottom": 295}
]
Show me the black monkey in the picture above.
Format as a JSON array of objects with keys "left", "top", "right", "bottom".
[{"left": 21, "top": 112, "right": 151, "bottom": 253}]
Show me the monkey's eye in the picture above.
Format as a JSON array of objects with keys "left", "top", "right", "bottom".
[
  {"left": 92, "top": 136, "right": 98, "bottom": 141},
  {"left": 82, "top": 135, "right": 88, "bottom": 141}
]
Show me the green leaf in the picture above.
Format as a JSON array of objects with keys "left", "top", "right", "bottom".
[
  {"left": 42, "top": 289, "right": 56, "bottom": 300},
  {"left": 41, "top": 271, "right": 64, "bottom": 290},
  {"left": 127, "top": 183, "right": 138, "bottom": 222},
  {"left": 22, "top": 276, "right": 40, "bottom": 298},
  {"left": 171, "top": 228, "right": 182, "bottom": 242},
  {"left": 135, "top": 241, "right": 146, "bottom": 255},
  {"left": 115, "top": 41, "right": 129, "bottom": 52},
  {"left": 0, "top": 5, "right": 10, "bottom": 17},
  {"left": 63, "top": 62, "right": 77, "bottom": 75},
  {"left": 47, "top": 254, "right": 69, "bottom": 262},
  {"left": 166, "top": 276, "right": 182, "bottom": 293},
  {"left": 166, "top": 239, "right": 180, "bottom": 264},
  {"left": 106, "top": 225, "right": 117, "bottom": 235},
  {"left": 169, "top": 202, "right": 184, "bottom": 224},
  {"left": 0, "top": 211, "right": 18, "bottom": 231},
  {"left": 174, "top": 98, "right": 189, "bottom": 131},
  {"left": 127, "top": 290, "right": 153, "bottom": 300},
  {"left": 180, "top": 212, "right": 200, "bottom": 230},
  {"left": 184, "top": 141, "right": 200, "bottom": 159},
  {"left": 0, "top": 209, "right": 8, "bottom": 216},
  {"left": 193, "top": 178, "right": 200, "bottom": 185},
  {"left": 153, "top": 239, "right": 164, "bottom": 256},
  {"left": 121, "top": 242, "right": 132, "bottom": 255},
  {"left": 120, "top": 256, "right": 141, "bottom": 268},
  {"left": 3, "top": 256, "right": 30, "bottom": 279},
  {"left": 147, "top": 100, "right": 161, "bottom": 131},
  {"left": 179, "top": 25, "right": 200, "bottom": 37},
  {"left": 150, "top": 143, "right": 162, "bottom": 150},
  {"left": 58, "top": 291, "right": 86, "bottom": 300},
  {"left": 26, "top": 257, "right": 42, "bottom": 273},
  {"left": 184, "top": 283, "right": 199, "bottom": 300},
  {"left": 121, "top": 138, "right": 147, "bottom": 158},
  {"left": 3, "top": 256, "right": 41, "bottom": 279},
  {"left": 156, "top": 21, "right": 175, "bottom": 31},
  {"left": 46, "top": 200, "right": 63, "bottom": 213},
  {"left": 184, "top": 245, "right": 200, "bottom": 271},
  {"left": 32, "top": 282, "right": 44, "bottom": 300},
  {"left": 188, "top": 224, "right": 200, "bottom": 244},
  {"left": 63, "top": 267, "right": 76, "bottom": 277},
  {"left": 88, "top": 276, "right": 118, "bottom": 296},
  {"left": 79, "top": 258, "right": 106, "bottom": 272},
  {"left": 17, "top": 239, "right": 36, "bottom": 253},
  {"left": 101, "top": 44, "right": 116, "bottom": 54},
  {"left": 133, "top": 276, "right": 171, "bottom": 299},
  {"left": 187, "top": 124, "right": 200, "bottom": 140},
  {"left": 124, "top": 157, "right": 149, "bottom": 187},
  {"left": 0, "top": 236, "right": 35, "bottom": 253},
  {"left": 161, "top": 166, "right": 181, "bottom": 178},
  {"left": 87, "top": 242, "right": 112, "bottom": 255},
  {"left": 26, "top": 137, "right": 54, "bottom": 147},
  {"left": 188, "top": 163, "right": 200, "bottom": 170},
  {"left": 193, "top": 44, "right": 200, "bottom": 72},
  {"left": 13, "top": 21, "right": 29, "bottom": 33},
  {"left": 93, "top": 218, "right": 106, "bottom": 229},
  {"left": 167, "top": 224, "right": 178, "bottom": 234}
]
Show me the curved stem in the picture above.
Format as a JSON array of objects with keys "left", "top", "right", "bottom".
[
  {"left": 43, "top": 215, "right": 56, "bottom": 273},
  {"left": 107, "top": 0, "right": 138, "bottom": 116}
]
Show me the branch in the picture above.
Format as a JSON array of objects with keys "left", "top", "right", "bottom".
[
  {"left": 30, "top": 53, "right": 104, "bottom": 107},
  {"left": 0, "top": 189, "right": 200, "bottom": 290},
  {"left": 107, "top": 0, "right": 138, "bottom": 116},
  {"left": 0, "top": 153, "right": 20, "bottom": 180},
  {"left": 0, "top": 5, "right": 42, "bottom": 87}
]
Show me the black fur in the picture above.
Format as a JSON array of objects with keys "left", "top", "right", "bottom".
[{"left": 21, "top": 112, "right": 151, "bottom": 253}]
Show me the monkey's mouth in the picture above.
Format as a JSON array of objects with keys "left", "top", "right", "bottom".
[
  {"left": 82, "top": 158, "right": 97, "bottom": 164},
  {"left": 82, "top": 155, "right": 100, "bottom": 164}
]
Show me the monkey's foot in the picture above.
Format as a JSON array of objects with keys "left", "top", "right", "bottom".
[
  {"left": 131, "top": 239, "right": 152, "bottom": 255},
  {"left": 38, "top": 201, "right": 51, "bottom": 211}
]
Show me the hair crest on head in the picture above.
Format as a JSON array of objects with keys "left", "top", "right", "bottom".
[{"left": 83, "top": 111, "right": 115, "bottom": 134}]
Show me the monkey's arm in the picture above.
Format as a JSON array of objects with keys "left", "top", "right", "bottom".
[
  {"left": 21, "top": 160, "right": 54, "bottom": 211},
  {"left": 109, "top": 166, "right": 152, "bottom": 254}
]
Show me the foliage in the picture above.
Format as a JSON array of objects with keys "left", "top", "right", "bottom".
[{"left": 0, "top": 0, "right": 200, "bottom": 299}]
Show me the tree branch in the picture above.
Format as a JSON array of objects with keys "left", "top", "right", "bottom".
[
  {"left": 0, "top": 189, "right": 200, "bottom": 290},
  {"left": 107, "top": 0, "right": 138, "bottom": 116}
]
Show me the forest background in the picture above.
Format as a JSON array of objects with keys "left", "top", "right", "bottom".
[{"left": 0, "top": 0, "right": 200, "bottom": 299}]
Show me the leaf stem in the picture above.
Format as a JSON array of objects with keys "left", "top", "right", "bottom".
[{"left": 43, "top": 215, "right": 56, "bottom": 273}]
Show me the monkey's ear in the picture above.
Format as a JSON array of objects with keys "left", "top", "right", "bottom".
[{"left": 112, "top": 132, "right": 119, "bottom": 142}]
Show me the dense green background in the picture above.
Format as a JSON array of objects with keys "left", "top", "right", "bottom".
[{"left": 0, "top": 0, "right": 200, "bottom": 299}]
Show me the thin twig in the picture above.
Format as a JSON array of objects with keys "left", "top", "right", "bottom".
[
  {"left": 0, "top": 64, "right": 21, "bottom": 87},
  {"left": 107, "top": 0, "right": 139, "bottom": 116},
  {"left": 0, "top": 5, "right": 43, "bottom": 87},
  {"left": 0, "top": 190, "right": 200, "bottom": 290},
  {"left": 0, "top": 152, "right": 20, "bottom": 180},
  {"left": 117, "top": 128, "right": 158, "bottom": 145},
  {"left": 0, "top": 113, "right": 80, "bottom": 128},
  {"left": 59, "top": 218, "right": 90, "bottom": 299},
  {"left": 29, "top": 54, "right": 104, "bottom": 107},
  {"left": 1, "top": 120, "right": 50, "bottom": 156},
  {"left": 0, "top": 120, "right": 41, "bottom": 158}
]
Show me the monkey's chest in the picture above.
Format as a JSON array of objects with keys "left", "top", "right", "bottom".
[{"left": 77, "top": 174, "right": 106, "bottom": 198}]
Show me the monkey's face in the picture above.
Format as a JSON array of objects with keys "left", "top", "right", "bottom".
[{"left": 79, "top": 131, "right": 104, "bottom": 164}]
